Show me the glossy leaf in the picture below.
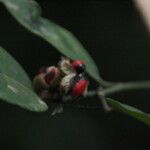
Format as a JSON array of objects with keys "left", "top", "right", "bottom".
[
  {"left": 107, "top": 98, "right": 150, "bottom": 126},
  {"left": 0, "top": 46, "right": 32, "bottom": 89},
  {"left": 0, "top": 73, "right": 48, "bottom": 112},
  {"left": 0, "top": 0, "right": 103, "bottom": 84}
]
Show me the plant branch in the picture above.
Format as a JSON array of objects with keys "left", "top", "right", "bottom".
[
  {"left": 85, "top": 80, "right": 150, "bottom": 97},
  {"left": 100, "top": 81, "right": 150, "bottom": 96},
  {"left": 62, "top": 80, "right": 150, "bottom": 111},
  {"left": 97, "top": 78, "right": 115, "bottom": 88},
  {"left": 64, "top": 81, "right": 150, "bottom": 100},
  {"left": 63, "top": 81, "right": 150, "bottom": 101},
  {"left": 97, "top": 87, "right": 112, "bottom": 112}
]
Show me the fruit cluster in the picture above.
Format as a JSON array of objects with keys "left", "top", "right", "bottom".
[{"left": 33, "top": 57, "right": 89, "bottom": 101}]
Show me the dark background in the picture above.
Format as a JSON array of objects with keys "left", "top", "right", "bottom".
[{"left": 0, "top": 0, "right": 150, "bottom": 150}]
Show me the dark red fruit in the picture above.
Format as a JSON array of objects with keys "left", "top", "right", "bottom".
[{"left": 44, "top": 68, "right": 56, "bottom": 84}]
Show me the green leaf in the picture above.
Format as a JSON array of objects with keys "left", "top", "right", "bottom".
[
  {"left": 0, "top": 0, "right": 103, "bottom": 84},
  {"left": 0, "top": 46, "right": 32, "bottom": 89},
  {"left": 107, "top": 98, "right": 150, "bottom": 126},
  {"left": 0, "top": 73, "right": 48, "bottom": 112}
]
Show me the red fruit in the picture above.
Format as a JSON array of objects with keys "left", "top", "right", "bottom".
[
  {"left": 44, "top": 68, "right": 56, "bottom": 84},
  {"left": 71, "top": 60, "right": 86, "bottom": 73},
  {"left": 44, "top": 67, "right": 60, "bottom": 85},
  {"left": 71, "top": 60, "right": 84, "bottom": 69},
  {"left": 33, "top": 66, "right": 60, "bottom": 99},
  {"left": 71, "top": 79, "right": 88, "bottom": 97}
]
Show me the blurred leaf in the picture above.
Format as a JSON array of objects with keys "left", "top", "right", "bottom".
[
  {"left": 0, "top": 0, "right": 104, "bottom": 84},
  {"left": 107, "top": 98, "right": 150, "bottom": 126},
  {"left": 0, "top": 46, "right": 32, "bottom": 89},
  {"left": 0, "top": 73, "right": 48, "bottom": 112}
]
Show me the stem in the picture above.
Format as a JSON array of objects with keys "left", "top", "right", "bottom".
[
  {"left": 84, "top": 80, "right": 150, "bottom": 111},
  {"left": 63, "top": 81, "right": 150, "bottom": 100},
  {"left": 98, "top": 78, "right": 115, "bottom": 88},
  {"left": 84, "top": 90, "right": 97, "bottom": 97},
  {"left": 101, "top": 81, "right": 150, "bottom": 96},
  {"left": 97, "top": 88, "right": 112, "bottom": 112},
  {"left": 62, "top": 80, "right": 150, "bottom": 111}
]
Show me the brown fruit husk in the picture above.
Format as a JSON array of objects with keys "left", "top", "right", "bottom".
[
  {"left": 60, "top": 73, "right": 76, "bottom": 95},
  {"left": 33, "top": 73, "right": 49, "bottom": 94},
  {"left": 58, "top": 57, "right": 75, "bottom": 76}
]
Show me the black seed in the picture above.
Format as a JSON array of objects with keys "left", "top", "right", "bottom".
[{"left": 76, "top": 64, "right": 86, "bottom": 73}]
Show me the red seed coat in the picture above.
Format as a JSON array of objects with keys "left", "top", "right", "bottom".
[
  {"left": 71, "top": 60, "right": 85, "bottom": 70},
  {"left": 44, "top": 68, "right": 56, "bottom": 84},
  {"left": 71, "top": 79, "right": 88, "bottom": 97}
]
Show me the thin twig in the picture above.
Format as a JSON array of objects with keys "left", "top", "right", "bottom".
[
  {"left": 97, "top": 78, "right": 115, "bottom": 88},
  {"left": 101, "top": 81, "right": 150, "bottom": 96},
  {"left": 61, "top": 80, "right": 150, "bottom": 111},
  {"left": 83, "top": 90, "right": 97, "bottom": 97},
  {"left": 97, "top": 87, "right": 112, "bottom": 112},
  {"left": 62, "top": 81, "right": 150, "bottom": 100}
]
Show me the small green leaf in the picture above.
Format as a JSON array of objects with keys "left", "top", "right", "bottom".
[
  {"left": 0, "top": 73, "right": 48, "bottom": 112},
  {"left": 0, "top": 0, "right": 103, "bottom": 84},
  {"left": 0, "top": 46, "right": 32, "bottom": 89},
  {"left": 107, "top": 98, "right": 150, "bottom": 126}
]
